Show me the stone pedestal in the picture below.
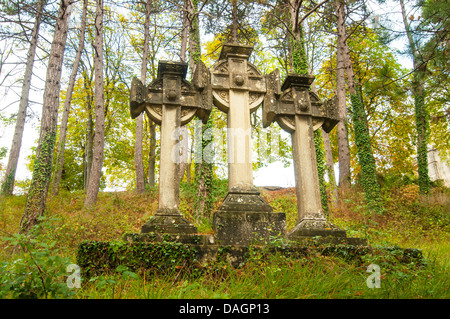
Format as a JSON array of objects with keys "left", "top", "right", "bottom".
[
  {"left": 288, "top": 213, "right": 346, "bottom": 238},
  {"left": 209, "top": 44, "right": 286, "bottom": 245},
  {"left": 141, "top": 209, "right": 197, "bottom": 235},
  {"left": 130, "top": 61, "right": 211, "bottom": 236},
  {"left": 213, "top": 187, "right": 286, "bottom": 245},
  {"left": 263, "top": 72, "right": 367, "bottom": 245}
]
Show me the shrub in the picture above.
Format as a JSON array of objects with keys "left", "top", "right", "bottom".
[{"left": 0, "top": 216, "right": 76, "bottom": 299}]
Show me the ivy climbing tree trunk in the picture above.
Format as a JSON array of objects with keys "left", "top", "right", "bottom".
[
  {"left": 178, "top": 0, "right": 193, "bottom": 182},
  {"left": 20, "top": 0, "right": 72, "bottom": 234},
  {"left": 185, "top": 0, "right": 213, "bottom": 220},
  {"left": 334, "top": 0, "right": 351, "bottom": 188},
  {"left": 52, "top": 0, "right": 88, "bottom": 196},
  {"left": 342, "top": 25, "right": 382, "bottom": 214},
  {"left": 135, "top": 0, "right": 152, "bottom": 194},
  {"left": 84, "top": 0, "right": 105, "bottom": 208},
  {"left": 1, "top": 0, "right": 45, "bottom": 195},
  {"left": 399, "top": 0, "right": 430, "bottom": 194}
]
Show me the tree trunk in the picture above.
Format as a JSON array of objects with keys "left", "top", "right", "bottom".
[
  {"left": 84, "top": 69, "right": 94, "bottom": 190},
  {"left": 52, "top": 0, "right": 88, "bottom": 196},
  {"left": 135, "top": 0, "right": 152, "bottom": 194},
  {"left": 84, "top": 0, "right": 104, "bottom": 208},
  {"left": 399, "top": 0, "right": 430, "bottom": 194},
  {"left": 342, "top": 23, "right": 382, "bottom": 214},
  {"left": 147, "top": 119, "right": 156, "bottom": 187},
  {"left": 231, "top": 0, "right": 238, "bottom": 43},
  {"left": 335, "top": 0, "right": 351, "bottom": 188},
  {"left": 20, "top": 0, "right": 72, "bottom": 234},
  {"left": 322, "top": 127, "right": 338, "bottom": 204},
  {"left": 178, "top": 0, "right": 193, "bottom": 182},
  {"left": 1, "top": 0, "right": 45, "bottom": 195}
]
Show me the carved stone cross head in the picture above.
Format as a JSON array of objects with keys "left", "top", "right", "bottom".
[
  {"left": 263, "top": 70, "right": 338, "bottom": 133},
  {"left": 129, "top": 60, "right": 211, "bottom": 125},
  {"left": 210, "top": 43, "right": 266, "bottom": 113}
]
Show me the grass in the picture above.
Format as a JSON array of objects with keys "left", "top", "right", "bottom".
[{"left": 0, "top": 180, "right": 449, "bottom": 299}]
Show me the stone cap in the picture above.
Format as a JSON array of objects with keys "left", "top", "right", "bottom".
[
  {"left": 281, "top": 74, "right": 315, "bottom": 91},
  {"left": 219, "top": 43, "right": 254, "bottom": 60},
  {"left": 157, "top": 60, "right": 188, "bottom": 79}
]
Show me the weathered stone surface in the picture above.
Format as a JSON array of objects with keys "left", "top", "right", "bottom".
[
  {"left": 261, "top": 72, "right": 367, "bottom": 245},
  {"left": 78, "top": 236, "right": 423, "bottom": 276},
  {"left": 263, "top": 73, "right": 339, "bottom": 134},
  {"left": 213, "top": 211, "right": 286, "bottom": 246},
  {"left": 213, "top": 187, "right": 285, "bottom": 245},
  {"left": 210, "top": 44, "right": 266, "bottom": 192},
  {"left": 209, "top": 43, "right": 286, "bottom": 246},
  {"left": 129, "top": 60, "right": 210, "bottom": 236},
  {"left": 140, "top": 212, "right": 198, "bottom": 235},
  {"left": 218, "top": 187, "right": 273, "bottom": 213}
]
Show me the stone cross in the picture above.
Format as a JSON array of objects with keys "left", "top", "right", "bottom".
[
  {"left": 130, "top": 60, "right": 211, "bottom": 235},
  {"left": 210, "top": 44, "right": 286, "bottom": 245},
  {"left": 263, "top": 70, "right": 346, "bottom": 240},
  {"left": 210, "top": 44, "right": 266, "bottom": 191}
]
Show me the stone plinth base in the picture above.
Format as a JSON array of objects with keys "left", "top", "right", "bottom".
[
  {"left": 212, "top": 188, "right": 286, "bottom": 245},
  {"left": 141, "top": 209, "right": 197, "bottom": 235},
  {"left": 213, "top": 211, "right": 286, "bottom": 246},
  {"left": 287, "top": 214, "right": 367, "bottom": 246},
  {"left": 78, "top": 234, "right": 424, "bottom": 276}
]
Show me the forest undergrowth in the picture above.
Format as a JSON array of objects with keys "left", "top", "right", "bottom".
[{"left": 0, "top": 178, "right": 448, "bottom": 299}]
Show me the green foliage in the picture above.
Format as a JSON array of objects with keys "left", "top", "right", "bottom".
[
  {"left": 0, "top": 216, "right": 75, "bottom": 299},
  {"left": 0, "top": 185, "right": 449, "bottom": 299},
  {"left": 350, "top": 89, "right": 383, "bottom": 215},
  {"left": 21, "top": 130, "right": 57, "bottom": 232},
  {"left": 314, "top": 130, "right": 329, "bottom": 215},
  {"left": 414, "top": 89, "right": 431, "bottom": 194},
  {"left": 1, "top": 168, "right": 15, "bottom": 196},
  {"left": 180, "top": 178, "right": 228, "bottom": 230},
  {"left": 76, "top": 239, "right": 199, "bottom": 279},
  {"left": 290, "top": 27, "right": 309, "bottom": 75},
  {"left": 262, "top": 188, "right": 298, "bottom": 230}
]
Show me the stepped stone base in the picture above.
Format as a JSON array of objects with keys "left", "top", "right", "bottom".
[
  {"left": 141, "top": 208, "right": 197, "bottom": 235},
  {"left": 287, "top": 213, "right": 367, "bottom": 246}
]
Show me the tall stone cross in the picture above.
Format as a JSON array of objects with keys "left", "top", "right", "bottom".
[
  {"left": 263, "top": 71, "right": 347, "bottom": 240},
  {"left": 210, "top": 44, "right": 286, "bottom": 245},
  {"left": 130, "top": 60, "right": 211, "bottom": 235}
]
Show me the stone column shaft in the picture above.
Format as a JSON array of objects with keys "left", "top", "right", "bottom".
[
  {"left": 291, "top": 114, "right": 322, "bottom": 220},
  {"left": 227, "top": 89, "right": 253, "bottom": 190},
  {"left": 158, "top": 104, "right": 180, "bottom": 212}
]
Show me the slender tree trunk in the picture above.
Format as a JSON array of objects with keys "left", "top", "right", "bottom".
[
  {"left": 135, "top": 0, "right": 152, "bottom": 194},
  {"left": 1, "top": 0, "right": 45, "bottom": 195},
  {"left": 342, "top": 26, "right": 382, "bottom": 214},
  {"left": 84, "top": 0, "right": 104, "bottom": 208},
  {"left": 147, "top": 119, "right": 156, "bottom": 187},
  {"left": 52, "top": 0, "right": 88, "bottom": 195},
  {"left": 399, "top": 0, "right": 430, "bottom": 194},
  {"left": 84, "top": 69, "right": 94, "bottom": 190},
  {"left": 178, "top": 0, "right": 193, "bottom": 182},
  {"left": 231, "top": 0, "right": 238, "bottom": 43},
  {"left": 20, "top": 0, "right": 72, "bottom": 234},
  {"left": 335, "top": 0, "right": 351, "bottom": 188},
  {"left": 322, "top": 127, "right": 338, "bottom": 204}
]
